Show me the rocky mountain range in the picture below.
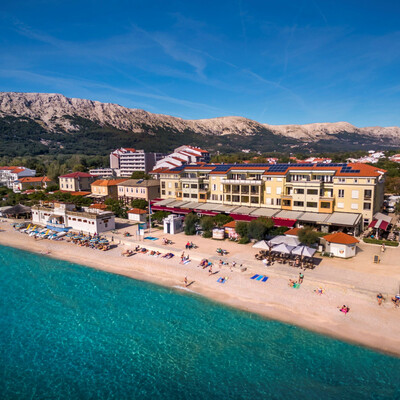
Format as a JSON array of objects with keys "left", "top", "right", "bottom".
[{"left": 0, "top": 92, "right": 399, "bottom": 156}]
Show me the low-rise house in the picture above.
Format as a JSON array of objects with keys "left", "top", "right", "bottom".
[
  {"left": 90, "top": 179, "right": 128, "bottom": 200},
  {"left": 223, "top": 220, "right": 238, "bottom": 239},
  {"left": 284, "top": 227, "right": 300, "bottom": 237},
  {"left": 59, "top": 172, "right": 95, "bottom": 192},
  {"left": 118, "top": 179, "right": 160, "bottom": 205},
  {"left": 32, "top": 202, "right": 115, "bottom": 234},
  {"left": 0, "top": 167, "right": 36, "bottom": 188},
  {"left": 13, "top": 176, "right": 54, "bottom": 192},
  {"left": 321, "top": 232, "right": 359, "bottom": 258},
  {"left": 127, "top": 208, "right": 147, "bottom": 223}
]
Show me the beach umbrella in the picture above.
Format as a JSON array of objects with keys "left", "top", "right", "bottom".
[
  {"left": 272, "top": 243, "right": 295, "bottom": 254},
  {"left": 291, "top": 245, "right": 316, "bottom": 258},
  {"left": 252, "top": 240, "right": 270, "bottom": 249},
  {"left": 269, "top": 235, "right": 300, "bottom": 247}
]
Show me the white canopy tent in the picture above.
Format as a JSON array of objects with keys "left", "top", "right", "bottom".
[
  {"left": 252, "top": 240, "right": 270, "bottom": 249},
  {"left": 272, "top": 243, "right": 295, "bottom": 254},
  {"left": 291, "top": 245, "right": 316, "bottom": 257},
  {"left": 268, "top": 235, "right": 300, "bottom": 247}
]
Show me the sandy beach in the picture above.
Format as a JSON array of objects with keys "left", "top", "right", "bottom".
[{"left": 1, "top": 220, "right": 399, "bottom": 357}]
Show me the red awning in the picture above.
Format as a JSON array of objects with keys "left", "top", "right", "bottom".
[
  {"left": 230, "top": 213, "right": 257, "bottom": 222},
  {"left": 377, "top": 220, "right": 389, "bottom": 230},
  {"left": 368, "top": 219, "right": 389, "bottom": 230},
  {"left": 272, "top": 218, "right": 296, "bottom": 228}
]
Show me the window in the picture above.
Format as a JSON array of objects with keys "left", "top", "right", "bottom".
[
  {"left": 212, "top": 184, "right": 217, "bottom": 191},
  {"left": 294, "top": 201, "right": 304, "bottom": 207},
  {"left": 161, "top": 182, "right": 165, "bottom": 188},
  {"left": 283, "top": 199, "right": 291, "bottom": 207},
  {"left": 306, "top": 202, "right": 318, "bottom": 208},
  {"left": 266, "top": 187, "right": 271, "bottom": 194},
  {"left": 364, "top": 189, "right": 372, "bottom": 199},
  {"left": 266, "top": 198, "right": 272, "bottom": 205},
  {"left": 307, "top": 189, "right": 318, "bottom": 195},
  {"left": 265, "top": 177, "right": 272, "bottom": 181},
  {"left": 183, "top": 193, "right": 190, "bottom": 198},
  {"left": 276, "top": 199, "right": 281, "bottom": 206},
  {"left": 338, "top": 178, "right": 345, "bottom": 183},
  {"left": 363, "top": 202, "right": 371, "bottom": 210},
  {"left": 351, "top": 203, "right": 358, "bottom": 210},
  {"left": 191, "top": 184, "right": 197, "bottom": 189},
  {"left": 211, "top": 194, "right": 218, "bottom": 200},
  {"left": 338, "top": 189, "right": 344, "bottom": 198},
  {"left": 320, "top": 202, "right": 331, "bottom": 209},
  {"left": 351, "top": 190, "right": 359, "bottom": 199},
  {"left": 276, "top": 187, "right": 282, "bottom": 195},
  {"left": 295, "top": 188, "right": 304, "bottom": 194},
  {"left": 175, "top": 183, "right": 179, "bottom": 188},
  {"left": 337, "top": 202, "right": 344, "bottom": 209},
  {"left": 168, "top": 182, "right": 172, "bottom": 188},
  {"left": 191, "top": 194, "right": 197, "bottom": 198},
  {"left": 367, "top": 179, "right": 371, "bottom": 183},
  {"left": 220, "top": 185, "right": 223, "bottom": 191},
  {"left": 277, "top": 178, "right": 282, "bottom": 182},
  {"left": 168, "top": 191, "right": 172, "bottom": 195}
]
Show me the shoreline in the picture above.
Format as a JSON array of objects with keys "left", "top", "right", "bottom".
[{"left": 1, "top": 224, "right": 400, "bottom": 358}]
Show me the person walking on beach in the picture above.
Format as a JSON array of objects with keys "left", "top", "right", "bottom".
[
  {"left": 381, "top": 243, "right": 385, "bottom": 253},
  {"left": 209, "top": 265, "right": 213, "bottom": 276},
  {"left": 184, "top": 276, "right": 188, "bottom": 287},
  {"left": 376, "top": 293, "right": 384, "bottom": 306},
  {"left": 299, "top": 272, "right": 304, "bottom": 284}
]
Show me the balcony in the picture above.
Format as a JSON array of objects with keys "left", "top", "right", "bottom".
[
  {"left": 281, "top": 194, "right": 293, "bottom": 199},
  {"left": 221, "top": 178, "right": 262, "bottom": 185}
]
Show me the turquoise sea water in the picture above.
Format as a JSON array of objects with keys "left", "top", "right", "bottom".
[{"left": 0, "top": 245, "right": 399, "bottom": 400}]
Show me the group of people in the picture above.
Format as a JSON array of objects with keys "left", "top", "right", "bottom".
[
  {"left": 180, "top": 252, "right": 190, "bottom": 263},
  {"left": 162, "top": 238, "right": 172, "bottom": 245},
  {"left": 377, "top": 293, "right": 400, "bottom": 307},
  {"left": 185, "top": 241, "right": 196, "bottom": 249}
]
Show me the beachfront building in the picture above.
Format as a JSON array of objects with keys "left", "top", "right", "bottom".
[
  {"left": 152, "top": 162, "right": 386, "bottom": 234},
  {"left": 153, "top": 145, "right": 210, "bottom": 171},
  {"left": 127, "top": 208, "right": 147, "bottom": 223},
  {"left": 59, "top": 172, "right": 96, "bottom": 192},
  {"left": 90, "top": 179, "right": 128, "bottom": 201},
  {"left": 110, "top": 148, "right": 165, "bottom": 176},
  {"left": 13, "top": 176, "right": 54, "bottom": 193},
  {"left": 223, "top": 220, "right": 239, "bottom": 240},
  {"left": 0, "top": 166, "right": 36, "bottom": 189},
  {"left": 32, "top": 202, "right": 115, "bottom": 234},
  {"left": 321, "top": 232, "right": 359, "bottom": 258},
  {"left": 89, "top": 168, "right": 117, "bottom": 177},
  {"left": 117, "top": 179, "right": 160, "bottom": 205}
]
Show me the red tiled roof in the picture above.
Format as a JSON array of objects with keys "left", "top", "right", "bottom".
[
  {"left": 59, "top": 190, "right": 91, "bottom": 196},
  {"left": 90, "top": 204, "right": 108, "bottom": 210},
  {"left": 284, "top": 227, "right": 300, "bottom": 236},
  {"left": 59, "top": 172, "right": 94, "bottom": 178},
  {"left": 91, "top": 179, "right": 127, "bottom": 186},
  {"left": 18, "top": 176, "right": 52, "bottom": 183},
  {"left": 223, "top": 220, "right": 236, "bottom": 228},
  {"left": 127, "top": 208, "right": 147, "bottom": 214},
  {"left": 323, "top": 232, "right": 359, "bottom": 245}
]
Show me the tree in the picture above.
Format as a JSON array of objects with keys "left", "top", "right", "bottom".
[
  {"left": 200, "top": 216, "right": 215, "bottom": 232},
  {"left": 395, "top": 202, "right": 400, "bottom": 215},
  {"left": 152, "top": 210, "right": 170, "bottom": 223},
  {"left": 131, "top": 199, "right": 148, "bottom": 210},
  {"left": 130, "top": 171, "right": 151, "bottom": 180},
  {"left": 105, "top": 198, "right": 127, "bottom": 218},
  {"left": 235, "top": 221, "right": 249, "bottom": 238},
  {"left": 214, "top": 213, "right": 233, "bottom": 227},
  {"left": 248, "top": 219, "right": 267, "bottom": 241},
  {"left": 298, "top": 227, "right": 320, "bottom": 246},
  {"left": 184, "top": 213, "right": 199, "bottom": 235}
]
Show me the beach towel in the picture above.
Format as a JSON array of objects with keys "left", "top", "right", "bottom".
[
  {"left": 217, "top": 277, "right": 226, "bottom": 283},
  {"left": 262, "top": 276, "right": 269, "bottom": 282},
  {"left": 251, "top": 274, "right": 259, "bottom": 279}
]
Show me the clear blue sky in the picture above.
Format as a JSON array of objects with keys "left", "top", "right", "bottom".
[{"left": 1, "top": 0, "right": 399, "bottom": 126}]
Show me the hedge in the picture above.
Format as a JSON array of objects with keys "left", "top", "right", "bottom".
[{"left": 363, "top": 238, "right": 399, "bottom": 247}]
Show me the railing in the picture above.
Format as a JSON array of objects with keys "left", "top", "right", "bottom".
[{"left": 221, "top": 179, "right": 262, "bottom": 185}]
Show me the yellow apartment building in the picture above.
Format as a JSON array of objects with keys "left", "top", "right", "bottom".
[
  {"left": 153, "top": 163, "right": 386, "bottom": 234},
  {"left": 90, "top": 179, "right": 128, "bottom": 200}
]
